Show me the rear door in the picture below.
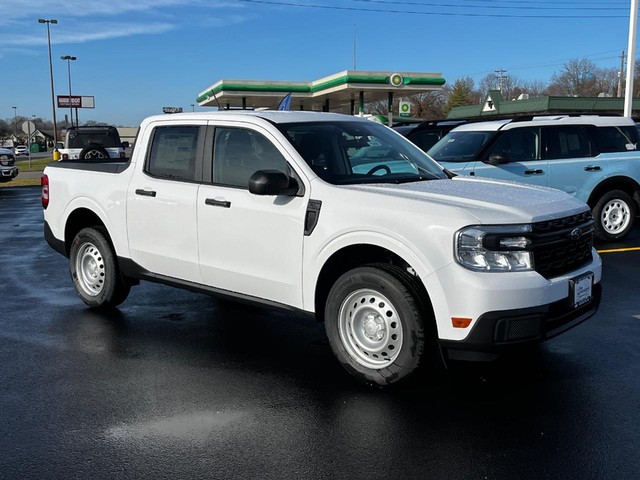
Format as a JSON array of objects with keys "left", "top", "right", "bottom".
[
  {"left": 127, "top": 122, "right": 205, "bottom": 283},
  {"left": 542, "top": 125, "right": 608, "bottom": 202}
]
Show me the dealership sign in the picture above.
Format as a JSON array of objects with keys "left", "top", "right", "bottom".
[{"left": 57, "top": 95, "right": 95, "bottom": 108}]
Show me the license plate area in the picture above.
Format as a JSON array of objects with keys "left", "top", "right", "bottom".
[{"left": 570, "top": 272, "right": 593, "bottom": 308}]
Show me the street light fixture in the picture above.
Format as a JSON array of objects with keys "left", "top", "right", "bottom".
[
  {"left": 38, "top": 18, "right": 58, "bottom": 149},
  {"left": 12, "top": 106, "right": 17, "bottom": 136},
  {"left": 61, "top": 55, "right": 76, "bottom": 127}
]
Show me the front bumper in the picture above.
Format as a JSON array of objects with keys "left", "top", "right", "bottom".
[
  {"left": 440, "top": 282, "right": 602, "bottom": 361},
  {"left": 0, "top": 166, "right": 18, "bottom": 179}
]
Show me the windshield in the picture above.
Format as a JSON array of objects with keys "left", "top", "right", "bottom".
[
  {"left": 279, "top": 120, "right": 447, "bottom": 185},
  {"left": 427, "top": 131, "right": 494, "bottom": 162}
]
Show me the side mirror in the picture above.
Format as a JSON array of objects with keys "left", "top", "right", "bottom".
[
  {"left": 484, "top": 153, "right": 509, "bottom": 165},
  {"left": 249, "top": 170, "right": 299, "bottom": 196},
  {"left": 122, "top": 141, "right": 130, "bottom": 148}
]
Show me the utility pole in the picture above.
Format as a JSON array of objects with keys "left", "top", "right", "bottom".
[
  {"left": 495, "top": 68, "right": 507, "bottom": 93},
  {"left": 618, "top": 50, "right": 626, "bottom": 98},
  {"left": 353, "top": 24, "right": 357, "bottom": 70},
  {"left": 624, "top": 0, "right": 638, "bottom": 117}
]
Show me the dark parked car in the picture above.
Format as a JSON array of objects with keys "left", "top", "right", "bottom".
[
  {"left": 0, "top": 147, "right": 19, "bottom": 182},
  {"left": 394, "top": 120, "right": 468, "bottom": 152}
]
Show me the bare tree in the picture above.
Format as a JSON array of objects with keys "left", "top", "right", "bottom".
[
  {"left": 548, "top": 58, "right": 600, "bottom": 96},
  {"left": 594, "top": 67, "right": 620, "bottom": 97},
  {"left": 520, "top": 80, "right": 549, "bottom": 97},
  {"left": 406, "top": 91, "right": 447, "bottom": 119},
  {"left": 478, "top": 72, "right": 523, "bottom": 100}
]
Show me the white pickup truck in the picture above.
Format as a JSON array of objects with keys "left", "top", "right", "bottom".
[{"left": 42, "top": 111, "right": 602, "bottom": 386}]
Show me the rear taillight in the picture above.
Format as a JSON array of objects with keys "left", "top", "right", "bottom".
[{"left": 41, "top": 174, "right": 49, "bottom": 209}]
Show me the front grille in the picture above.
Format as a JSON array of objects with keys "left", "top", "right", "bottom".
[{"left": 530, "top": 211, "right": 594, "bottom": 279}]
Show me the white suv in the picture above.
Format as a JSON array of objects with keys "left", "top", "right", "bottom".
[
  {"left": 427, "top": 115, "right": 640, "bottom": 241},
  {"left": 14, "top": 145, "right": 28, "bottom": 156}
]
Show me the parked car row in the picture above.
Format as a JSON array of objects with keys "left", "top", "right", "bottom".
[{"left": 396, "top": 115, "right": 640, "bottom": 241}]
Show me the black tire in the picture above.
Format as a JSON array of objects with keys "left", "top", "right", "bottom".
[
  {"left": 79, "top": 144, "right": 110, "bottom": 161},
  {"left": 324, "top": 264, "right": 434, "bottom": 387},
  {"left": 69, "top": 227, "right": 130, "bottom": 308},
  {"left": 593, "top": 190, "right": 636, "bottom": 241}
]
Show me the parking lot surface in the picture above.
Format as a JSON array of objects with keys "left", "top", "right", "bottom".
[{"left": 1, "top": 186, "right": 639, "bottom": 479}]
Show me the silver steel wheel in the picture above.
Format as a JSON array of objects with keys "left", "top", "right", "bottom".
[
  {"left": 601, "top": 198, "right": 631, "bottom": 234},
  {"left": 75, "top": 241, "right": 106, "bottom": 297},
  {"left": 338, "top": 288, "right": 403, "bottom": 369}
]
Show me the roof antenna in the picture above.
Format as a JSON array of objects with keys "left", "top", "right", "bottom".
[{"left": 211, "top": 89, "right": 224, "bottom": 110}]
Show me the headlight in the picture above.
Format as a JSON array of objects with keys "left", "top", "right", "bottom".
[{"left": 455, "top": 225, "right": 534, "bottom": 272}]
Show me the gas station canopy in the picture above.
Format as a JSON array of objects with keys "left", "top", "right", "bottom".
[{"left": 196, "top": 70, "right": 446, "bottom": 114}]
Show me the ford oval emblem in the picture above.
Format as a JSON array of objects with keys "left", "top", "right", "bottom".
[{"left": 570, "top": 228, "right": 581, "bottom": 240}]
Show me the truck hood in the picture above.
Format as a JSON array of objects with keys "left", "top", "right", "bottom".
[{"left": 345, "top": 176, "right": 589, "bottom": 224}]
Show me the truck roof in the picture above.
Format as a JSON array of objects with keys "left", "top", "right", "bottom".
[{"left": 141, "top": 110, "right": 361, "bottom": 125}]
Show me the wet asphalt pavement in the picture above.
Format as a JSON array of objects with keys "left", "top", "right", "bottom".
[{"left": 1, "top": 187, "right": 639, "bottom": 479}]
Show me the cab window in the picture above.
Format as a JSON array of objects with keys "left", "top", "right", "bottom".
[
  {"left": 213, "top": 128, "right": 289, "bottom": 188},
  {"left": 146, "top": 126, "right": 201, "bottom": 181}
]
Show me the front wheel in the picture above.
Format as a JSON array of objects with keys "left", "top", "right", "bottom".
[
  {"left": 69, "top": 227, "right": 130, "bottom": 308},
  {"left": 324, "top": 265, "right": 433, "bottom": 387},
  {"left": 593, "top": 190, "right": 636, "bottom": 242}
]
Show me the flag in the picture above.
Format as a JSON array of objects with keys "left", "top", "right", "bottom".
[{"left": 277, "top": 93, "right": 292, "bottom": 111}]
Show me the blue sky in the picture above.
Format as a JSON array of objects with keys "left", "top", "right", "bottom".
[{"left": 1, "top": 0, "right": 635, "bottom": 127}]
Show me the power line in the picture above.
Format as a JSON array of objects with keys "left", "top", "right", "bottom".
[
  {"left": 237, "top": 0, "right": 629, "bottom": 18},
  {"left": 356, "top": 0, "right": 627, "bottom": 11}
]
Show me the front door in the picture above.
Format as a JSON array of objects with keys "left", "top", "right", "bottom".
[
  {"left": 469, "top": 126, "right": 548, "bottom": 188},
  {"left": 197, "top": 125, "right": 307, "bottom": 308}
]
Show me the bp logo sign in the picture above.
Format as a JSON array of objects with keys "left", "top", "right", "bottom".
[
  {"left": 389, "top": 73, "right": 404, "bottom": 87},
  {"left": 399, "top": 101, "right": 411, "bottom": 117}
]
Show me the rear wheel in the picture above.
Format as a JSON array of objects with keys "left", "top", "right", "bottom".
[
  {"left": 324, "top": 265, "right": 434, "bottom": 387},
  {"left": 593, "top": 190, "right": 636, "bottom": 241},
  {"left": 69, "top": 227, "right": 130, "bottom": 308}
]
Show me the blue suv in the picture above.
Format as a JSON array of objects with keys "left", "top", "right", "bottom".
[{"left": 426, "top": 115, "right": 640, "bottom": 241}]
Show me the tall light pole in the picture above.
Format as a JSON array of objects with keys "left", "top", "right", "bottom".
[
  {"left": 38, "top": 18, "right": 58, "bottom": 149},
  {"left": 61, "top": 55, "right": 76, "bottom": 127},
  {"left": 11, "top": 106, "right": 17, "bottom": 136}
]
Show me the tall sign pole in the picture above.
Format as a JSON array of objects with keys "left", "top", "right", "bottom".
[{"left": 624, "top": 0, "right": 638, "bottom": 117}]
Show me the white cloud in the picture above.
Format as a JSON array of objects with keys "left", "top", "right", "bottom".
[
  {"left": 0, "top": 22, "right": 176, "bottom": 47},
  {"left": 0, "top": 0, "right": 240, "bottom": 23}
]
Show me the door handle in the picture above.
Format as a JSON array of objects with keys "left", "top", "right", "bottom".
[
  {"left": 205, "top": 198, "right": 231, "bottom": 208},
  {"left": 135, "top": 188, "right": 156, "bottom": 197},
  {"left": 584, "top": 165, "right": 602, "bottom": 172},
  {"left": 524, "top": 169, "right": 544, "bottom": 175}
]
